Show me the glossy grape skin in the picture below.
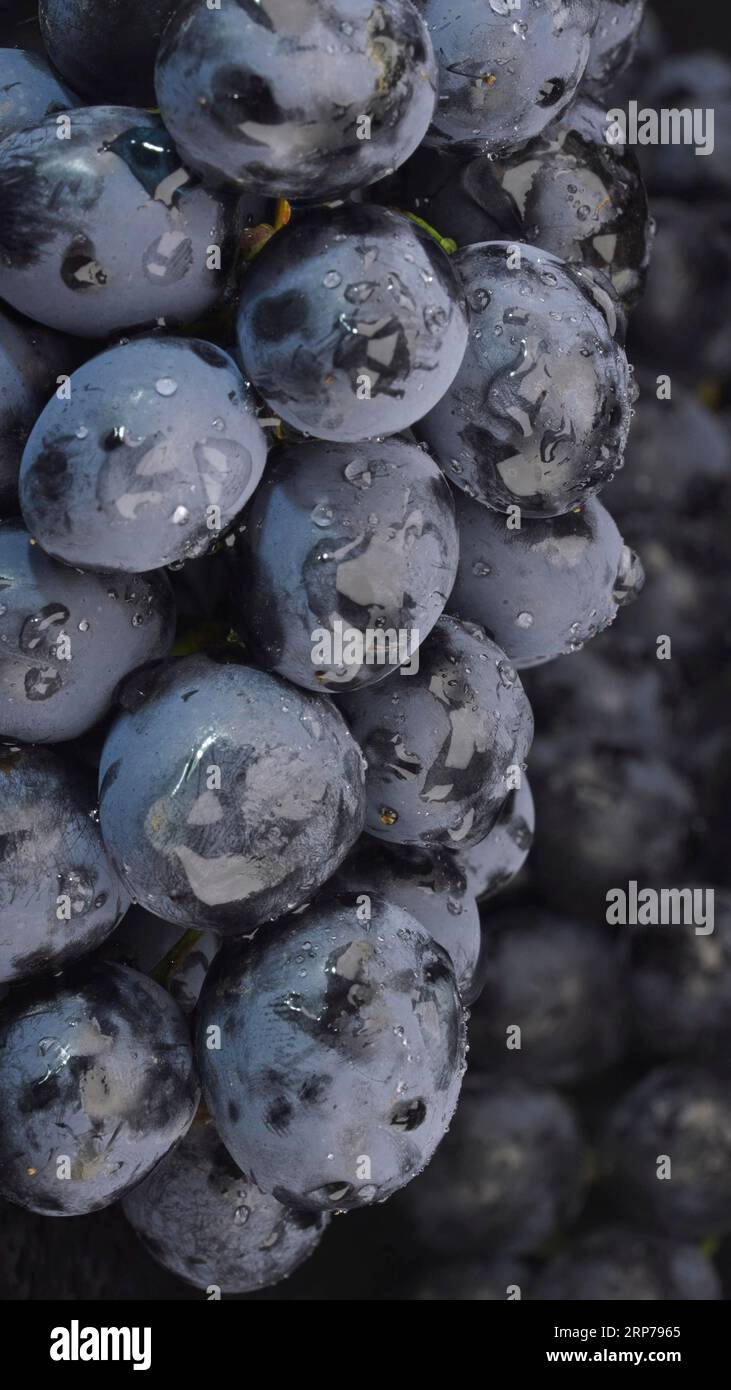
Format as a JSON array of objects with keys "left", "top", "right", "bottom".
[
  {"left": 0, "top": 107, "right": 238, "bottom": 338},
  {"left": 39, "top": 0, "right": 180, "bottom": 107},
  {"left": 629, "top": 891, "right": 731, "bottom": 1063},
  {"left": 123, "top": 1114, "right": 328, "bottom": 1293},
  {"left": 0, "top": 521, "right": 175, "bottom": 744},
  {"left": 105, "top": 905, "right": 219, "bottom": 1017},
  {"left": 235, "top": 206, "right": 469, "bottom": 443},
  {"left": 448, "top": 491, "right": 644, "bottom": 669},
  {"left": 340, "top": 615, "right": 534, "bottom": 849},
  {"left": 155, "top": 0, "right": 437, "bottom": 201},
  {"left": 0, "top": 306, "right": 80, "bottom": 512},
  {"left": 601, "top": 1069, "right": 731, "bottom": 1241},
  {"left": 0, "top": 961, "right": 199, "bottom": 1216},
  {"left": 98, "top": 655, "right": 366, "bottom": 933},
  {"left": 0, "top": 745, "right": 129, "bottom": 985},
  {"left": 423, "top": 0, "right": 598, "bottom": 152},
  {"left": 533, "top": 1226, "right": 721, "bottom": 1302},
  {"left": 231, "top": 437, "right": 457, "bottom": 693},
  {"left": 196, "top": 896, "right": 466, "bottom": 1211},
  {"left": 532, "top": 745, "right": 695, "bottom": 919},
  {"left": 454, "top": 776, "right": 534, "bottom": 900},
  {"left": 330, "top": 839, "right": 481, "bottom": 1003},
  {"left": 417, "top": 242, "right": 633, "bottom": 517},
  {"left": 375, "top": 98, "right": 652, "bottom": 316},
  {"left": 0, "top": 48, "right": 77, "bottom": 141},
  {"left": 582, "top": 0, "right": 646, "bottom": 96},
  {"left": 469, "top": 908, "right": 628, "bottom": 1085},
  {"left": 20, "top": 337, "right": 267, "bottom": 573},
  {"left": 400, "top": 1077, "right": 587, "bottom": 1256}
]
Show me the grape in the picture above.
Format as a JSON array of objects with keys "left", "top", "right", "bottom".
[
  {"left": 0, "top": 48, "right": 78, "bottom": 142},
  {"left": 123, "top": 1113, "right": 328, "bottom": 1293},
  {"left": 582, "top": 0, "right": 646, "bottom": 96},
  {"left": 0, "top": 306, "right": 80, "bottom": 511},
  {"left": 0, "top": 960, "right": 198, "bottom": 1216},
  {"left": 532, "top": 744, "right": 695, "bottom": 919},
  {"left": 39, "top": 0, "right": 180, "bottom": 107},
  {"left": 20, "top": 337, "right": 267, "bottom": 572},
  {"left": 417, "top": 241, "right": 633, "bottom": 516},
  {"left": 533, "top": 1225, "right": 721, "bottom": 1301},
  {"left": 639, "top": 53, "right": 731, "bottom": 201},
  {"left": 376, "top": 97, "right": 652, "bottom": 315},
  {"left": 231, "top": 436, "right": 457, "bottom": 693},
  {"left": 469, "top": 908, "right": 628, "bottom": 1085},
  {"left": 155, "top": 0, "right": 437, "bottom": 201},
  {"left": 0, "top": 520, "right": 175, "bottom": 743},
  {"left": 196, "top": 895, "right": 466, "bottom": 1210},
  {"left": 601, "top": 1068, "right": 731, "bottom": 1241},
  {"left": 448, "top": 491, "right": 644, "bottom": 668},
  {"left": 400, "top": 1077, "right": 587, "bottom": 1255},
  {"left": 98, "top": 654, "right": 366, "bottom": 932},
  {"left": 422, "top": 0, "right": 598, "bottom": 152},
  {"left": 0, "top": 107, "right": 238, "bottom": 338},
  {"left": 630, "top": 890, "right": 731, "bottom": 1063},
  {"left": 454, "top": 776, "right": 534, "bottom": 900},
  {"left": 0, "top": 744, "right": 128, "bottom": 984},
  {"left": 235, "top": 206, "right": 469, "bottom": 443},
  {"left": 330, "top": 838, "right": 482, "bottom": 1003},
  {"left": 339, "top": 614, "right": 534, "bottom": 849}
]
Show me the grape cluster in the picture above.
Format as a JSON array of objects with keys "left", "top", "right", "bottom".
[{"left": 0, "top": 0, "right": 729, "bottom": 1306}]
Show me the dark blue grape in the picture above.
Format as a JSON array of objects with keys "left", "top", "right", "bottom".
[
  {"left": 340, "top": 614, "right": 534, "bottom": 848},
  {"left": 638, "top": 53, "right": 731, "bottom": 201},
  {"left": 0, "top": 48, "right": 77, "bottom": 141},
  {"left": 330, "top": 838, "right": 481, "bottom": 1002},
  {"left": 417, "top": 241, "right": 633, "bottom": 516},
  {"left": 400, "top": 1077, "right": 587, "bottom": 1255},
  {"left": 524, "top": 641, "right": 672, "bottom": 755},
  {"left": 0, "top": 520, "right": 175, "bottom": 743},
  {"left": 455, "top": 776, "right": 534, "bottom": 900},
  {"left": 235, "top": 206, "right": 469, "bottom": 442},
  {"left": 20, "top": 337, "right": 267, "bottom": 572},
  {"left": 533, "top": 1225, "right": 721, "bottom": 1301},
  {"left": 98, "top": 654, "right": 366, "bottom": 932},
  {"left": 582, "top": 0, "right": 646, "bottom": 95},
  {"left": 155, "top": 0, "right": 437, "bottom": 200},
  {"left": 0, "top": 744, "right": 128, "bottom": 984},
  {"left": 469, "top": 908, "right": 628, "bottom": 1085},
  {"left": 0, "top": 960, "right": 198, "bottom": 1215},
  {"left": 231, "top": 436, "right": 457, "bottom": 693},
  {"left": 601, "top": 1068, "right": 731, "bottom": 1241},
  {"left": 448, "top": 491, "right": 644, "bottom": 668},
  {"left": 123, "top": 1113, "right": 329, "bottom": 1293},
  {"left": 39, "top": 0, "right": 180, "bottom": 107},
  {"left": 196, "top": 895, "right": 466, "bottom": 1210},
  {"left": 630, "top": 890, "right": 731, "bottom": 1063},
  {"left": 0, "top": 107, "right": 238, "bottom": 338},
  {"left": 422, "top": 0, "right": 598, "bottom": 151},
  {"left": 0, "top": 306, "right": 80, "bottom": 511}
]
